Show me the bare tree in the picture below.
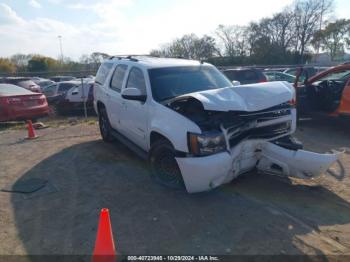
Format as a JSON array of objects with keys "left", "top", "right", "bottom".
[
  {"left": 215, "top": 25, "right": 247, "bottom": 57},
  {"left": 10, "top": 54, "right": 32, "bottom": 71},
  {"left": 268, "top": 9, "right": 296, "bottom": 55},
  {"left": 293, "top": 0, "right": 334, "bottom": 62}
]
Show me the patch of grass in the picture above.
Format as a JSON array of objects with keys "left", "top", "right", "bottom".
[
  {"left": 0, "top": 116, "right": 98, "bottom": 131},
  {"left": 0, "top": 122, "right": 26, "bottom": 131}
]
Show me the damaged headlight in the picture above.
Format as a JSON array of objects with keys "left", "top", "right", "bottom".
[{"left": 188, "top": 131, "right": 227, "bottom": 156}]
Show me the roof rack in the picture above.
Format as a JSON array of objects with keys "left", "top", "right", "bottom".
[{"left": 109, "top": 54, "right": 157, "bottom": 62}]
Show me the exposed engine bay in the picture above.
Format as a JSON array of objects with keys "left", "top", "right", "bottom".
[{"left": 165, "top": 97, "right": 295, "bottom": 149}]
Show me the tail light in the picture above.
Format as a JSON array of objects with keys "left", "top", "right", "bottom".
[
  {"left": 37, "top": 94, "right": 47, "bottom": 105},
  {"left": 259, "top": 79, "right": 267, "bottom": 83},
  {"left": 5, "top": 97, "right": 22, "bottom": 104},
  {"left": 288, "top": 98, "right": 296, "bottom": 106}
]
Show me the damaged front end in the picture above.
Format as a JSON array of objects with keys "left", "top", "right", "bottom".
[{"left": 166, "top": 94, "right": 340, "bottom": 193}]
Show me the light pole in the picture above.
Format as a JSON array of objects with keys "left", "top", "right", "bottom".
[{"left": 58, "top": 35, "right": 63, "bottom": 62}]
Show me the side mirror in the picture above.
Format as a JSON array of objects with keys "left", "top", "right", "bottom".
[
  {"left": 121, "top": 88, "right": 147, "bottom": 102},
  {"left": 232, "top": 80, "right": 241, "bottom": 86},
  {"left": 72, "top": 88, "right": 79, "bottom": 95}
]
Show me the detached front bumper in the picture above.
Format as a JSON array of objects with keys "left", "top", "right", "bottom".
[{"left": 176, "top": 140, "right": 341, "bottom": 193}]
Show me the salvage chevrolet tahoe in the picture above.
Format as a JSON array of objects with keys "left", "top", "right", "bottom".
[{"left": 94, "top": 56, "right": 339, "bottom": 193}]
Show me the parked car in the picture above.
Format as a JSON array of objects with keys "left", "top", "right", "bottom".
[
  {"left": 284, "top": 67, "right": 328, "bottom": 82},
  {"left": 50, "top": 76, "right": 76, "bottom": 82},
  {"left": 32, "top": 77, "right": 55, "bottom": 90},
  {"left": 264, "top": 71, "right": 296, "bottom": 83},
  {"left": 43, "top": 80, "right": 94, "bottom": 115},
  {"left": 296, "top": 64, "right": 350, "bottom": 116},
  {"left": 222, "top": 68, "right": 267, "bottom": 85},
  {"left": 0, "top": 77, "right": 41, "bottom": 93},
  {"left": 42, "top": 81, "right": 78, "bottom": 97},
  {"left": 94, "top": 56, "right": 338, "bottom": 193},
  {"left": 60, "top": 80, "right": 94, "bottom": 114},
  {"left": 0, "top": 84, "right": 49, "bottom": 122}
]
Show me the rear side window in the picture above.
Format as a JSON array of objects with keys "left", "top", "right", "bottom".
[
  {"left": 58, "top": 83, "right": 75, "bottom": 92},
  {"left": 239, "top": 70, "right": 258, "bottom": 81},
  {"left": 43, "top": 84, "right": 57, "bottom": 96},
  {"left": 110, "top": 64, "right": 128, "bottom": 92},
  {"left": 95, "top": 63, "right": 113, "bottom": 85},
  {"left": 126, "top": 67, "right": 147, "bottom": 95}
]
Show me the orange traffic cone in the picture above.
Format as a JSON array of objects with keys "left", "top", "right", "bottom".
[
  {"left": 93, "top": 209, "right": 116, "bottom": 262},
  {"left": 26, "top": 120, "right": 38, "bottom": 139}
]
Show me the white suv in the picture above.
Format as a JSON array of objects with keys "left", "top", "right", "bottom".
[{"left": 94, "top": 56, "right": 339, "bottom": 193}]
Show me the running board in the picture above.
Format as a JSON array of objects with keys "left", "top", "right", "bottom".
[{"left": 110, "top": 129, "right": 148, "bottom": 160}]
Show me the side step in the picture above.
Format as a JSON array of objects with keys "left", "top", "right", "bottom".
[{"left": 110, "top": 129, "right": 148, "bottom": 160}]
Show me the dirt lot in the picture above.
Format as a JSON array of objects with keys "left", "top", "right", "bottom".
[{"left": 0, "top": 115, "right": 350, "bottom": 258}]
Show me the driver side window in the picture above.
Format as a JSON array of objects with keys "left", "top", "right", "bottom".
[{"left": 126, "top": 67, "right": 146, "bottom": 95}]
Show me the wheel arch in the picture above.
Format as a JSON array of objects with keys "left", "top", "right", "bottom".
[
  {"left": 149, "top": 130, "right": 187, "bottom": 157},
  {"left": 96, "top": 100, "right": 105, "bottom": 114},
  {"left": 150, "top": 131, "right": 173, "bottom": 148}
]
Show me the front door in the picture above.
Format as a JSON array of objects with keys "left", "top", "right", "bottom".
[{"left": 120, "top": 67, "right": 149, "bottom": 150}]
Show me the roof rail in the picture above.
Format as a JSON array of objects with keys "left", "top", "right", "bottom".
[{"left": 109, "top": 54, "right": 157, "bottom": 61}]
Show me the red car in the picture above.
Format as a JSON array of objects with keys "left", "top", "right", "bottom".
[{"left": 0, "top": 84, "right": 49, "bottom": 122}]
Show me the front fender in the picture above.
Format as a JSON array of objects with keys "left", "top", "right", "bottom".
[{"left": 149, "top": 103, "right": 201, "bottom": 152}]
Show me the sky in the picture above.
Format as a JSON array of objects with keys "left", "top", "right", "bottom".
[{"left": 0, "top": 0, "right": 349, "bottom": 60}]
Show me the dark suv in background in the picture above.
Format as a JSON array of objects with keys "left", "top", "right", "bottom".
[{"left": 222, "top": 68, "right": 267, "bottom": 85}]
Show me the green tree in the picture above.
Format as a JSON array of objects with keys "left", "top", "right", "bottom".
[
  {"left": 27, "top": 55, "right": 60, "bottom": 72},
  {"left": 312, "top": 19, "right": 350, "bottom": 60},
  {"left": 0, "top": 58, "right": 16, "bottom": 73},
  {"left": 150, "top": 34, "right": 218, "bottom": 60},
  {"left": 28, "top": 56, "right": 49, "bottom": 72}
]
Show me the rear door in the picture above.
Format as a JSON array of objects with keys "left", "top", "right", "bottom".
[{"left": 106, "top": 64, "right": 128, "bottom": 130}]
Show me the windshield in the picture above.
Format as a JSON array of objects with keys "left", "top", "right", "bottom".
[{"left": 149, "top": 66, "right": 233, "bottom": 102}]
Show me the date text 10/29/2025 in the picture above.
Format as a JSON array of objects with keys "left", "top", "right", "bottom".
[{"left": 127, "top": 256, "right": 220, "bottom": 261}]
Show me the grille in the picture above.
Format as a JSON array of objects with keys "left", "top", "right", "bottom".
[{"left": 223, "top": 105, "right": 292, "bottom": 148}]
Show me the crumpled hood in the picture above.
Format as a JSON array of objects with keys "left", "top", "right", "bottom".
[{"left": 179, "top": 81, "right": 294, "bottom": 112}]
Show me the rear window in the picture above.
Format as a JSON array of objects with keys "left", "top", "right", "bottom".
[
  {"left": 95, "top": 63, "right": 113, "bottom": 85},
  {"left": 224, "top": 70, "right": 258, "bottom": 82},
  {"left": 0, "top": 84, "right": 32, "bottom": 96}
]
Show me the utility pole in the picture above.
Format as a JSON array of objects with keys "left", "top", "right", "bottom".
[
  {"left": 317, "top": 0, "right": 325, "bottom": 55},
  {"left": 58, "top": 35, "right": 63, "bottom": 62}
]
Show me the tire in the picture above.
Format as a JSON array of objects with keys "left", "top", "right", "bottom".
[
  {"left": 149, "top": 139, "right": 185, "bottom": 190},
  {"left": 99, "top": 107, "right": 114, "bottom": 142}
]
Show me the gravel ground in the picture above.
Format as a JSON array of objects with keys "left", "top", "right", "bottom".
[{"left": 0, "top": 116, "right": 349, "bottom": 258}]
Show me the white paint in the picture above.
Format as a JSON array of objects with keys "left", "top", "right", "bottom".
[
  {"left": 180, "top": 81, "right": 294, "bottom": 112},
  {"left": 94, "top": 58, "right": 339, "bottom": 194},
  {"left": 177, "top": 140, "right": 340, "bottom": 193}
]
